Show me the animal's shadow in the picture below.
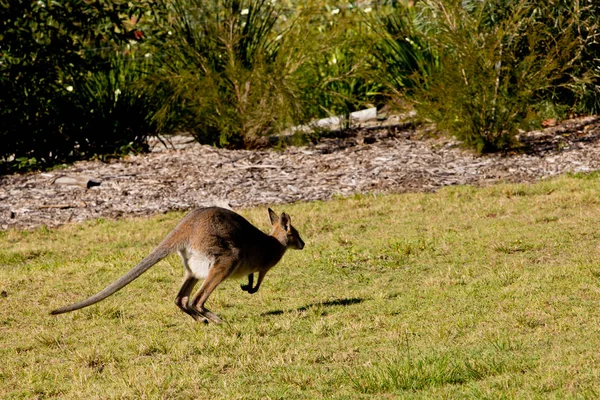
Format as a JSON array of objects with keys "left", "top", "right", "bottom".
[{"left": 262, "top": 297, "right": 364, "bottom": 316}]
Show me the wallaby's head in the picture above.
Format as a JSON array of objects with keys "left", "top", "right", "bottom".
[{"left": 268, "top": 208, "right": 305, "bottom": 250}]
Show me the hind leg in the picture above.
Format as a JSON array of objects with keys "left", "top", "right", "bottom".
[
  {"left": 177, "top": 249, "right": 208, "bottom": 322},
  {"left": 190, "top": 257, "right": 235, "bottom": 324},
  {"left": 174, "top": 271, "right": 207, "bottom": 322}
]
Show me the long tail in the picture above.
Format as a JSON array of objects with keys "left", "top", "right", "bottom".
[{"left": 50, "top": 244, "right": 174, "bottom": 315}]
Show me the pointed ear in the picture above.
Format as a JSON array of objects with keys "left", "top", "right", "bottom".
[
  {"left": 268, "top": 208, "right": 278, "bottom": 226},
  {"left": 280, "top": 213, "right": 291, "bottom": 232}
]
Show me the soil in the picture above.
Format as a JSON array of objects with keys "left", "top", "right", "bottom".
[{"left": 1, "top": 116, "right": 600, "bottom": 230}]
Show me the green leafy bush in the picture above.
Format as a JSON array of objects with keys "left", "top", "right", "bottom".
[
  {"left": 367, "top": 3, "right": 437, "bottom": 96},
  {"left": 291, "top": 3, "right": 383, "bottom": 125},
  {"left": 147, "top": 0, "right": 300, "bottom": 148},
  {"left": 371, "top": 0, "right": 600, "bottom": 152},
  {"left": 2, "top": 0, "right": 598, "bottom": 169},
  {"left": 536, "top": 0, "right": 600, "bottom": 116},
  {"left": 65, "top": 55, "right": 161, "bottom": 158},
  {"left": 148, "top": 0, "right": 383, "bottom": 147},
  {"left": 0, "top": 0, "right": 158, "bottom": 173}
]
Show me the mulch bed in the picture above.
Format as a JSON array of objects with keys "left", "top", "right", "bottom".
[{"left": 1, "top": 116, "right": 600, "bottom": 230}]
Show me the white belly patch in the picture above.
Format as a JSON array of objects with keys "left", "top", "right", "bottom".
[{"left": 180, "top": 249, "right": 213, "bottom": 279}]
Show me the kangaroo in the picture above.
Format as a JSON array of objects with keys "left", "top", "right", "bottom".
[{"left": 51, "top": 207, "right": 305, "bottom": 323}]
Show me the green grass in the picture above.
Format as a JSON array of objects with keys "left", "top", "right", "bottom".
[{"left": 3, "top": 175, "right": 600, "bottom": 398}]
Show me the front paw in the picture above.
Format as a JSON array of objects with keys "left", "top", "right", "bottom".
[
  {"left": 240, "top": 284, "right": 251, "bottom": 292},
  {"left": 247, "top": 287, "right": 258, "bottom": 294}
]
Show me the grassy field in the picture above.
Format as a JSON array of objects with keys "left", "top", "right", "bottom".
[{"left": 3, "top": 174, "right": 600, "bottom": 398}]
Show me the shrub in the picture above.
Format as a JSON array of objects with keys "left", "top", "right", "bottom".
[
  {"left": 64, "top": 55, "right": 161, "bottom": 159},
  {"left": 291, "top": 3, "right": 383, "bottom": 125},
  {"left": 371, "top": 0, "right": 600, "bottom": 152},
  {"left": 366, "top": 2, "right": 437, "bottom": 97},
  {"left": 537, "top": 0, "right": 600, "bottom": 116},
  {"left": 414, "top": 0, "right": 561, "bottom": 151},
  {"left": 0, "top": 0, "right": 158, "bottom": 173},
  {"left": 147, "top": 0, "right": 300, "bottom": 148},
  {"left": 148, "top": 0, "right": 385, "bottom": 147}
]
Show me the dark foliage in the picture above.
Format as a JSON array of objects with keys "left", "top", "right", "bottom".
[{"left": 0, "top": 0, "right": 157, "bottom": 173}]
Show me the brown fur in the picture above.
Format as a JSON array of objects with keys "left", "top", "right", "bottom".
[{"left": 51, "top": 207, "right": 304, "bottom": 323}]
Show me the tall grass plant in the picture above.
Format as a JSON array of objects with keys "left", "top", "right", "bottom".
[
  {"left": 147, "top": 0, "right": 381, "bottom": 148},
  {"left": 147, "top": 0, "right": 301, "bottom": 148},
  {"left": 371, "top": 0, "right": 600, "bottom": 152}
]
